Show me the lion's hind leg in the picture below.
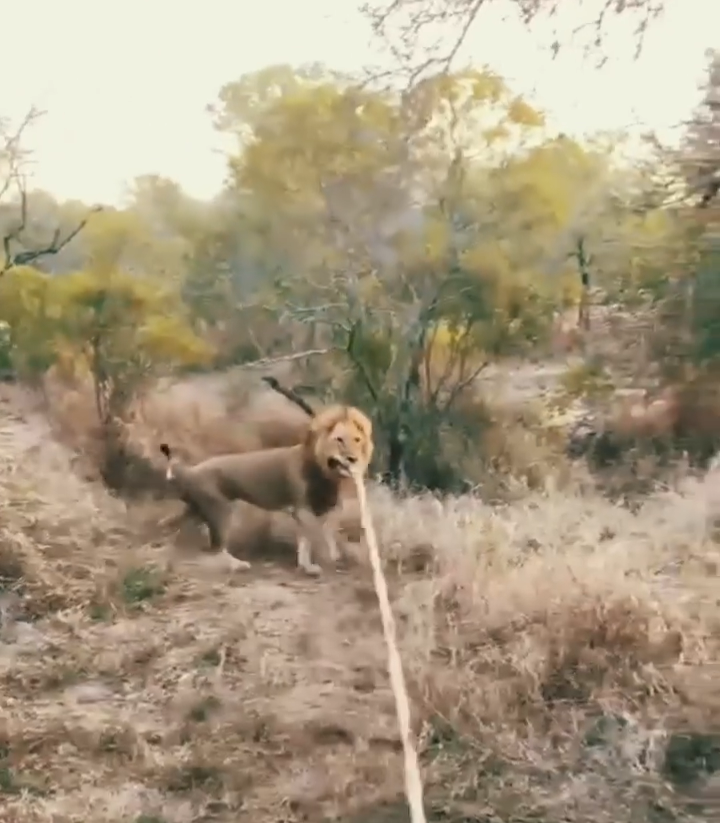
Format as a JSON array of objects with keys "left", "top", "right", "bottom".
[{"left": 195, "top": 491, "right": 251, "bottom": 573}]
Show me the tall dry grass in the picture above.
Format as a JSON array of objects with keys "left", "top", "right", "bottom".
[
  {"left": 368, "top": 474, "right": 720, "bottom": 820},
  {"left": 41, "top": 370, "right": 314, "bottom": 489},
  {"left": 44, "top": 370, "right": 304, "bottom": 452}
]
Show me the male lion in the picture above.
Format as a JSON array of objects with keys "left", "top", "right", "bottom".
[{"left": 159, "top": 404, "right": 373, "bottom": 576}]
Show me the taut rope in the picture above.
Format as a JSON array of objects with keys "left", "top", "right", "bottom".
[{"left": 353, "top": 475, "right": 427, "bottom": 823}]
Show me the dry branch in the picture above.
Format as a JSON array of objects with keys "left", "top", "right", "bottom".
[
  {"left": 363, "top": 0, "right": 665, "bottom": 82},
  {"left": 1, "top": 197, "right": 103, "bottom": 275},
  {"left": 261, "top": 375, "right": 316, "bottom": 417},
  {"left": 0, "top": 106, "right": 102, "bottom": 276},
  {"left": 239, "top": 348, "right": 333, "bottom": 370}
]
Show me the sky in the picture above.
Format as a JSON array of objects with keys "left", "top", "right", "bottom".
[{"left": 0, "top": 0, "right": 717, "bottom": 207}]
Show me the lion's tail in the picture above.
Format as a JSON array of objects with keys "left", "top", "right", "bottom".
[{"left": 159, "top": 443, "right": 180, "bottom": 481}]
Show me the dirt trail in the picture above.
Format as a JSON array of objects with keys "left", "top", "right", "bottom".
[{"left": 0, "top": 396, "right": 407, "bottom": 822}]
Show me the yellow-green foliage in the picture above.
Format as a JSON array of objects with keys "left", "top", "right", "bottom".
[
  {"left": 52, "top": 269, "right": 212, "bottom": 414},
  {"left": 81, "top": 207, "right": 185, "bottom": 281},
  {"left": 0, "top": 265, "right": 211, "bottom": 415},
  {"left": 0, "top": 266, "right": 58, "bottom": 377}
]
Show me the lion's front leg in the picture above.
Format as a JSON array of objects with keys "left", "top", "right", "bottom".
[
  {"left": 322, "top": 522, "right": 340, "bottom": 564},
  {"left": 296, "top": 535, "right": 322, "bottom": 577},
  {"left": 293, "top": 509, "right": 323, "bottom": 577}
]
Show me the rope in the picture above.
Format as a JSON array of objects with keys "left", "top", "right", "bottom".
[{"left": 353, "top": 474, "right": 427, "bottom": 823}]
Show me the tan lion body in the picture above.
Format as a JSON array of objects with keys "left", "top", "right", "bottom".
[{"left": 159, "top": 405, "right": 373, "bottom": 576}]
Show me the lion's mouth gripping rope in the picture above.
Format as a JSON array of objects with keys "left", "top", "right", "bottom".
[{"left": 352, "top": 474, "right": 427, "bottom": 823}]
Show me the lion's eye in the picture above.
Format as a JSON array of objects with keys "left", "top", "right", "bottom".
[
  {"left": 354, "top": 436, "right": 361, "bottom": 444},
  {"left": 335, "top": 435, "right": 345, "bottom": 445}
]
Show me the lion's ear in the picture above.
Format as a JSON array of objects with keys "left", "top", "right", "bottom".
[
  {"left": 350, "top": 410, "right": 373, "bottom": 441},
  {"left": 304, "top": 421, "right": 319, "bottom": 448},
  {"left": 364, "top": 439, "right": 375, "bottom": 466},
  {"left": 308, "top": 406, "right": 343, "bottom": 440},
  {"left": 360, "top": 417, "right": 373, "bottom": 440},
  {"left": 305, "top": 410, "right": 331, "bottom": 447}
]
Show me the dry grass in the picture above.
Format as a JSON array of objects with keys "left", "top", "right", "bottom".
[
  {"left": 42, "top": 370, "right": 313, "bottom": 472},
  {"left": 1, "top": 381, "right": 720, "bottom": 822}
]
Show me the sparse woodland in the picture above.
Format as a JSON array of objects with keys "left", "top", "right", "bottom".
[{"left": 2, "top": 2, "right": 720, "bottom": 818}]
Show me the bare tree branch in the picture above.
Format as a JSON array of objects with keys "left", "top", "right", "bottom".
[
  {"left": 346, "top": 322, "right": 381, "bottom": 403},
  {"left": 441, "top": 357, "right": 489, "bottom": 411},
  {"left": 362, "top": 0, "right": 666, "bottom": 83},
  {"left": 0, "top": 106, "right": 103, "bottom": 276},
  {"left": 699, "top": 177, "right": 720, "bottom": 209},
  {"left": 239, "top": 348, "right": 333, "bottom": 370},
  {"left": 0, "top": 106, "right": 39, "bottom": 203},
  {"left": 1, "top": 194, "right": 103, "bottom": 275},
  {"left": 261, "top": 375, "right": 316, "bottom": 417}
]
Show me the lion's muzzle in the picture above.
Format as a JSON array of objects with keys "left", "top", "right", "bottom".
[{"left": 328, "top": 455, "right": 356, "bottom": 477}]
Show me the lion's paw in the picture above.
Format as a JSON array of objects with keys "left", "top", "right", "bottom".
[
  {"left": 223, "top": 552, "right": 251, "bottom": 572},
  {"left": 300, "top": 563, "right": 323, "bottom": 577}
]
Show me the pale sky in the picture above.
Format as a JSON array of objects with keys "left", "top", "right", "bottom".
[{"left": 1, "top": 0, "right": 717, "bottom": 206}]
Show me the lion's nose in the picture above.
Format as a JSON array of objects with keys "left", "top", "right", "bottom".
[{"left": 346, "top": 455, "right": 357, "bottom": 464}]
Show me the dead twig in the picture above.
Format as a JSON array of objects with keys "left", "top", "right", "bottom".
[
  {"left": 0, "top": 107, "right": 102, "bottom": 275},
  {"left": 240, "top": 348, "right": 334, "bottom": 370},
  {"left": 261, "top": 375, "right": 316, "bottom": 417}
]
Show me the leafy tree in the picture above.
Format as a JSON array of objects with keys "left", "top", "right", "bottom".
[
  {"left": 223, "top": 66, "right": 409, "bottom": 288},
  {"left": 78, "top": 207, "right": 186, "bottom": 283},
  {"left": 0, "top": 266, "right": 58, "bottom": 379},
  {"left": 220, "top": 66, "right": 561, "bottom": 488},
  {"left": 683, "top": 49, "right": 720, "bottom": 213},
  {"left": 52, "top": 269, "right": 212, "bottom": 428},
  {"left": 0, "top": 257, "right": 211, "bottom": 420},
  {"left": 43, "top": 266, "right": 213, "bottom": 488},
  {"left": 642, "top": 51, "right": 720, "bottom": 380},
  {"left": 205, "top": 65, "right": 389, "bottom": 365},
  {"left": 681, "top": 52, "right": 720, "bottom": 369}
]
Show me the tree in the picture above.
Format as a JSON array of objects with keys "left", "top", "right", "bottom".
[
  {"left": 208, "top": 64, "right": 408, "bottom": 367},
  {"left": 363, "top": 0, "right": 666, "bottom": 80},
  {"left": 650, "top": 50, "right": 720, "bottom": 379},
  {"left": 212, "top": 61, "right": 704, "bottom": 486},
  {"left": 52, "top": 269, "right": 212, "bottom": 429},
  {"left": 45, "top": 266, "right": 212, "bottom": 488},
  {"left": 0, "top": 265, "right": 58, "bottom": 379},
  {"left": 0, "top": 258, "right": 211, "bottom": 417},
  {"left": 220, "top": 66, "right": 560, "bottom": 488},
  {"left": 0, "top": 107, "right": 99, "bottom": 275},
  {"left": 683, "top": 49, "right": 720, "bottom": 213},
  {"left": 77, "top": 206, "right": 188, "bottom": 283}
]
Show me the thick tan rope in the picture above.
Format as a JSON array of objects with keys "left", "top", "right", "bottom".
[{"left": 353, "top": 475, "right": 427, "bottom": 823}]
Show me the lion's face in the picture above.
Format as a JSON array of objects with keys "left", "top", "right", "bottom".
[{"left": 308, "top": 406, "right": 373, "bottom": 479}]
